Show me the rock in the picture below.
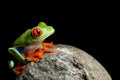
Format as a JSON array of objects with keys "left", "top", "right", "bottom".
[{"left": 16, "top": 44, "right": 112, "bottom": 80}]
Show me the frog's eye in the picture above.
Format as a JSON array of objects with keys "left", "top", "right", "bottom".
[{"left": 32, "top": 27, "right": 42, "bottom": 37}]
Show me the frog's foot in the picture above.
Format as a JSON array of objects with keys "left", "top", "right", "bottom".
[
  {"left": 42, "top": 42, "right": 54, "bottom": 49},
  {"left": 34, "top": 49, "right": 45, "bottom": 58},
  {"left": 13, "top": 65, "right": 26, "bottom": 75},
  {"left": 25, "top": 42, "right": 55, "bottom": 62},
  {"left": 44, "top": 49, "right": 55, "bottom": 53},
  {"left": 26, "top": 53, "right": 43, "bottom": 59},
  {"left": 42, "top": 42, "right": 55, "bottom": 53},
  {"left": 25, "top": 49, "right": 45, "bottom": 62}
]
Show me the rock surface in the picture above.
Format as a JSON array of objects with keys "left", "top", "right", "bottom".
[{"left": 16, "top": 44, "right": 112, "bottom": 80}]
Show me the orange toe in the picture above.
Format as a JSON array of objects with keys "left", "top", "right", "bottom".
[
  {"left": 13, "top": 65, "right": 26, "bottom": 75},
  {"left": 42, "top": 42, "right": 54, "bottom": 48},
  {"left": 15, "top": 71, "right": 20, "bottom": 75},
  {"left": 33, "top": 50, "right": 44, "bottom": 58},
  {"left": 20, "top": 65, "right": 26, "bottom": 69},
  {"left": 31, "top": 58, "right": 40, "bottom": 62},
  {"left": 44, "top": 49, "right": 55, "bottom": 53}
]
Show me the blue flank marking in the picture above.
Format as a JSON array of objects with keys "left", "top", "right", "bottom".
[{"left": 14, "top": 47, "right": 24, "bottom": 54}]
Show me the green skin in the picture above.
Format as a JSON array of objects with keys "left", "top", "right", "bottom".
[{"left": 8, "top": 22, "right": 55, "bottom": 68}]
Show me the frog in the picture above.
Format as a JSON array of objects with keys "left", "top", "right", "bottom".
[{"left": 8, "top": 22, "right": 55, "bottom": 75}]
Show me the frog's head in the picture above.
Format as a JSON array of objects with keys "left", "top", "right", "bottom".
[{"left": 13, "top": 22, "right": 55, "bottom": 47}]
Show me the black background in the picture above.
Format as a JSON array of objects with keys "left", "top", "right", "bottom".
[{"left": 0, "top": 2, "right": 118, "bottom": 80}]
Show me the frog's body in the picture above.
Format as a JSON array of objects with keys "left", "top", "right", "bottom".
[
  {"left": 22, "top": 41, "right": 42, "bottom": 55},
  {"left": 8, "top": 22, "right": 55, "bottom": 75}
]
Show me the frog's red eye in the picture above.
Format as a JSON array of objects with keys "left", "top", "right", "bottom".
[{"left": 32, "top": 27, "right": 42, "bottom": 37}]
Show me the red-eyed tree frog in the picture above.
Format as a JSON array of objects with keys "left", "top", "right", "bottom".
[{"left": 8, "top": 22, "right": 55, "bottom": 75}]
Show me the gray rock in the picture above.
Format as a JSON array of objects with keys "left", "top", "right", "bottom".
[{"left": 16, "top": 44, "right": 112, "bottom": 80}]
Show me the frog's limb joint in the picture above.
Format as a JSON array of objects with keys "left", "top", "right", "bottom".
[{"left": 13, "top": 65, "right": 26, "bottom": 75}]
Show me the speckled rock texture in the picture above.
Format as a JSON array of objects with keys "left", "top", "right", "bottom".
[{"left": 16, "top": 44, "right": 112, "bottom": 80}]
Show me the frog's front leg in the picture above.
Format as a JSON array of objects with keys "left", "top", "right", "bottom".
[
  {"left": 42, "top": 42, "right": 55, "bottom": 53},
  {"left": 26, "top": 42, "right": 55, "bottom": 60},
  {"left": 24, "top": 42, "right": 55, "bottom": 62},
  {"left": 42, "top": 42, "right": 54, "bottom": 48},
  {"left": 25, "top": 49, "right": 45, "bottom": 62}
]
